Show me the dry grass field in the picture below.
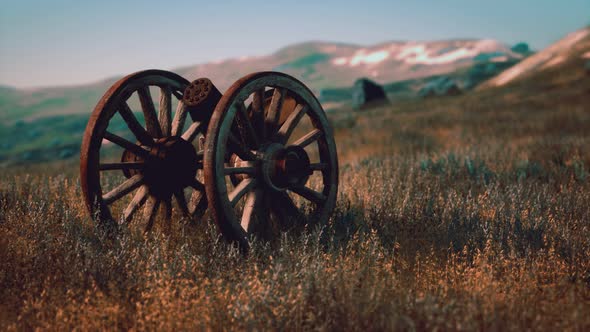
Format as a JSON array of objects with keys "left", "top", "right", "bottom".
[{"left": 1, "top": 64, "right": 589, "bottom": 330}]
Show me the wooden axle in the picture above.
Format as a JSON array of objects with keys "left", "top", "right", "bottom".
[{"left": 182, "top": 78, "right": 222, "bottom": 123}]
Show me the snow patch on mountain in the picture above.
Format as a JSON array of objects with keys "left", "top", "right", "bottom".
[
  {"left": 331, "top": 39, "right": 519, "bottom": 68},
  {"left": 403, "top": 45, "right": 477, "bottom": 65},
  {"left": 332, "top": 49, "right": 390, "bottom": 66},
  {"left": 400, "top": 40, "right": 518, "bottom": 65},
  {"left": 350, "top": 50, "right": 390, "bottom": 66}
]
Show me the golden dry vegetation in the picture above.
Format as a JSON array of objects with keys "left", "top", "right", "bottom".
[{"left": 1, "top": 65, "right": 590, "bottom": 330}]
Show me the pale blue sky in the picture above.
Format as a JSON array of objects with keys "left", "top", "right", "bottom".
[{"left": 1, "top": 0, "right": 588, "bottom": 88}]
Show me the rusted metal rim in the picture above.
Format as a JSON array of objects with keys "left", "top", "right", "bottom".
[
  {"left": 80, "top": 70, "right": 208, "bottom": 229},
  {"left": 203, "top": 71, "right": 339, "bottom": 249}
]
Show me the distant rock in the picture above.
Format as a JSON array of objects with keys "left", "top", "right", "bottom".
[
  {"left": 474, "top": 52, "right": 508, "bottom": 62},
  {"left": 465, "top": 59, "right": 519, "bottom": 89},
  {"left": 511, "top": 42, "right": 530, "bottom": 55},
  {"left": 351, "top": 78, "right": 388, "bottom": 110},
  {"left": 418, "top": 76, "right": 461, "bottom": 98},
  {"left": 585, "top": 60, "right": 590, "bottom": 75}
]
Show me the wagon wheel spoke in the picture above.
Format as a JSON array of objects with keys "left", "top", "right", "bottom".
[
  {"left": 224, "top": 165, "right": 256, "bottom": 175},
  {"left": 188, "top": 174, "right": 207, "bottom": 219},
  {"left": 193, "top": 147, "right": 204, "bottom": 167},
  {"left": 102, "top": 174, "right": 144, "bottom": 205},
  {"left": 181, "top": 122, "right": 205, "bottom": 142},
  {"left": 264, "top": 193, "right": 284, "bottom": 238},
  {"left": 174, "top": 191, "right": 191, "bottom": 218},
  {"left": 292, "top": 128, "right": 323, "bottom": 148},
  {"left": 190, "top": 178, "right": 205, "bottom": 192},
  {"left": 99, "top": 161, "right": 144, "bottom": 171},
  {"left": 137, "top": 86, "right": 163, "bottom": 138},
  {"left": 228, "top": 134, "right": 257, "bottom": 161},
  {"left": 189, "top": 188, "right": 207, "bottom": 218},
  {"left": 143, "top": 195, "right": 160, "bottom": 233},
  {"left": 81, "top": 70, "right": 193, "bottom": 231},
  {"left": 201, "top": 72, "right": 338, "bottom": 249},
  {"left": 266, "top": 88, "right": 286, "bottom": 135},
  {"left": 309, "top": 162, "right": 328, "bottom": 171},
  {"left": 241, "top": 188, "right": 262, "bottom": 232},
  {"left": 270, "top": 191, "right": 307, "bottom": 230},
  {"left": 172, "top": 90, "right": 183, "bottom": 100},
  {"left": 195, "top": 160, "right": 204, "bottom": 170},
  {"left": 235, "top": 102, "right": 260, "bottom": 148},
  {"left": 117, "top": 102, "right": 154, "bottom": 146},
  {"left": 248, "top": 190, "right": 274, "bottom": 237},
  {"left": 159, "top": 86, "right": 172, "bottom": 137},
  {"left": 251, "top": 89, "right": 266, "bottom": 139},
  {"left": 229, "top": 178, "right": 257, "bottom": 206},
  {"left": 162, "top": 198, "right": 172, "bottom": 233},
  {"left": 122, "top": 185, "right": 148, "bottom": 223},
  {"left": 290, "top": 185, "right": 327, "bottom": 204},
  {"left": 274, "top": 104, "right": 307, "bottom": 145},
  {"left": 163, "top": 198, "right": 172, "bottom": 220},
  {"left": 104, "top": 131, "right": 150, "bottom": 158},
  {"left": 171, "top": 99, "right": 188, "bottom": 136}
]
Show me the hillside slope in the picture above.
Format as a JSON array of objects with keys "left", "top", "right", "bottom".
[
  {"left": 176, "top": 39, "right": 523, "bottom": 92},
  {"left": 0, "top": 37, "right": 525, "bottom": 164},
  {"left": 481, "top": 27, "right": 590, "bottom": 88},
  {"left": 1, "top": 38, "right": 522, "bottom": 125},
  {"left": 2, "top": 32, "right": 590, "bottom": 330}
]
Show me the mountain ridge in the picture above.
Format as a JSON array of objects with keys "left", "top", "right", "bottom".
[
  {"left": 6, "top": 26, "right": 590, "bottom": 165},
  {"left": 1, "top": 37, "right": 524, "bottom": 125},
  {"left": 2, "top": 38, "right": 519, "bottom": 92}
]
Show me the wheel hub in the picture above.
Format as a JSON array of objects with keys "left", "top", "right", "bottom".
[
  {"left": 140, "top": 137, "right": 198, "bottom": 199},
  {"left": 259, "top": 143, "right": 312, "bottom": 191}
]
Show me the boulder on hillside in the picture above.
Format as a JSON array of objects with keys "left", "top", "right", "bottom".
[
  {"left": 351, "top": 78, "right": 388, "bottom": 110},
  {"left": 418, "top": 76, "right": 461, "bottom": 98},
  {"left": 464, "top": 59, "right": 519, "bottom": 89},
  {"left": 511, "top": 42, "right": 531, "bottom": 55}
]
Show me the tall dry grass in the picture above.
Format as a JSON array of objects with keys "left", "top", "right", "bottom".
[{"left": 1, "top": 73, "right": 589, "bottom": 330}]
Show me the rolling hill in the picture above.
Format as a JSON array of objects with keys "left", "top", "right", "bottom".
[
  {"left": 0, "top": 37, "right": 528, "bottom": 164},
  {"left": 2, "top": 27, "right": 590, "bottom": 331},
  {"left": 480, "top": 26, "right": 590, "bottom": 88},
  {"left": 175, "top": 39, "right": 524, "bottom": 92},
  {"left": 0, "top": 38, "right": 524, "bottom": 124}
]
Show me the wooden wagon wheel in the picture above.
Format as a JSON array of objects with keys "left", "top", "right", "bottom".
[
  {"left": 80, "top": 70, "right": 208, "bottom": 231},
  {"left": 204, "top": 72, "right": 338, "bottom": 249}
]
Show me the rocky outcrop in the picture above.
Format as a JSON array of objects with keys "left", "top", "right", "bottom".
[
  {"left": 464, "top": 60, "right": 519, "bottom": 89},
  {"left": 418, "top": 76, "right": 461, "bottom": 98},
  {"left": 511, "top": 42, "right": 531, "bottom": 55},
  {"left": 351, "top": 78, "right": 388, "bottom": 110}
]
